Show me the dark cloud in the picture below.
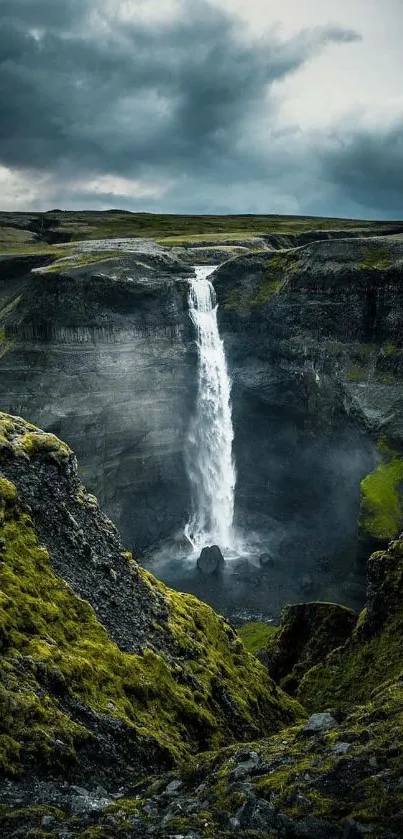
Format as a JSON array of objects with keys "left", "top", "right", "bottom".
[
  {"left": 319, "top": 121, "right": 403, "bottom": 214},
  {"left": 0, "top": 0, "right": 361, "bottom": 205}
]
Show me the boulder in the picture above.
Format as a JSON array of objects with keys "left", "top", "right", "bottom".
[{"left": 197, "top": 545, "right": 225, "bottom": 574}]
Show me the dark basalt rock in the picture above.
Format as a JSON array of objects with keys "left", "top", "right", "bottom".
[
  {"left": 197, "top": 544, "right": 225, "bottom": 574},
  {"left": 264, "top": 601, "right": 357, "bottom": 694}
]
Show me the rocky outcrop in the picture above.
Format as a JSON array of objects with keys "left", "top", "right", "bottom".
[
  {"left": 0, "top": 412, "right": 302, "bottom": 787},
  {"left": 263, "top": 602, "right": 357, "bottom": 694},
  {"left": 197, "top": 544, "right": 225, "bottom": 574}
]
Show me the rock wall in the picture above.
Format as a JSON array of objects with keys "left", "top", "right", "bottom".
[
  {"left": 0, "top": 250, "right": 196, "bottom": 551},
  {"left": 213, "top": 238, "right": 403, "bottom": 606},
  {"left": 1, "top": 237, "right": 403, "bottom": 609}
]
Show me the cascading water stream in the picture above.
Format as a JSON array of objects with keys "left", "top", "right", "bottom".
[{"left": 184, "top": 266, "right": 236, "bottom": 551}]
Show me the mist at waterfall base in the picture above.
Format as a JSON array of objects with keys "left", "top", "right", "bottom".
[
  {"left": 141, "top": 266, "right": 373, "bottom": 622},
  {"left": 142, "top": 267, "right": 267, "bottom": 619}
]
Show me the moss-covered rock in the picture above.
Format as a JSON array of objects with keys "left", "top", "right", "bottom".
[
  {"left": 360, "top": 439, "right": 403, "bottom": 541},
  {"left": 298, "top": 537, "right": 403, "bottom": 710},
  {"left": 0, "top": 413, "right": 302, "bottom": 782},
  {"left": 263, "top": 602, "right": 357, "bottom": 695},
  {"left": 9, "top": 675, "right": 400, "bottom": 838}
]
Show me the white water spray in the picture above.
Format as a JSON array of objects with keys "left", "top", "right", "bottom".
[{"left": 185, "top": 266, "right": 236, "bottom": 551}]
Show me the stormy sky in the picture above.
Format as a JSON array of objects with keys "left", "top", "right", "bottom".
[{"left": 0, "top": 0, "right": 402, "bottom": 217}]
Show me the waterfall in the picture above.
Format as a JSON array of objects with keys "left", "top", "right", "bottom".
[{"left": 185, "top": 266, "right": 236, "bottom": 551}]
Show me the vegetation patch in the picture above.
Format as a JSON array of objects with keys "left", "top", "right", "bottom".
[
  {"left": 0, "top": 210, "right": 397, "bottom": 255},
  {"left": 42, "top": 252, "right": 123, "bottom": 273},
  {"left": 360, "top": 440, "right": 403, "bottom": 540},
  {"left": 0, "top": 327, "right": 15, "bottom": 359},
  {"left": 0, "top": 414, "right": 303, "bottom": 777},
  {"left": 238, "top": 621, "right": 276, "bottom": 654},
  {"left": 346, "top": 363, "right": 367, "bottom": 382},
  {"left": 223, "top": 251, "right": 299, "bottom": 314},
  {"left": 362, "top": 246, "right": 393, "bottom": 270},
  {"left": 0, "top": 414, "right": 71, "bottom": 463},
  {"left": 298, "top": 538, "right": 403, "bottom": 709}
]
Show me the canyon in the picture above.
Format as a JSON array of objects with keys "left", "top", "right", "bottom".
[
  {"left": 1, "top": 212, "right": 403, "bottom": 838},
  {"left": 1, "top": 217, "right": 403, "bottom": 619}
]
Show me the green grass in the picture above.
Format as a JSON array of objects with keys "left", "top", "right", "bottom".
[
  {"left": 0, "top": 211, "right": 400, "bottom": 255},
  {"left": 156, "top": 232, "right": 262, "bottom": 245},
  {"left": 42, "top": 252, "right": 123, "bottom": 273},
  {"left": 238, "top": 621, "right": 276, "bottom": 654},
  {"left": 360, "top": 441, "right": 403, "bottom": 540}
]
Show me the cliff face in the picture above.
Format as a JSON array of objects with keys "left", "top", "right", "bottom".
[
  {"left": 1, "top": 236, "right": 403, "bottom": 612},
  {"left": 0, "top": 247, "right": 197, "bottom": 551},
  {"left": 213, "top": 238, "right": 403, "bottom": 605}
]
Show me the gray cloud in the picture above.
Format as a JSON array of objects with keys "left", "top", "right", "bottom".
[
  {"left": 0, "top": 0, "right": 363, "bottom": 208},
  {"left": 319, "top": 121, "right": 403, "bottom": 215}
]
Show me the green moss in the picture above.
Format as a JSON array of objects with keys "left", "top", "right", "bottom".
[
  {"left": 223, "top": 251, "right": 298, "bottom": 314},
  {"left": 249, "top": 252, "right": 294, "bottom": 307},
  {"left": 346, "top": 363, "right": 367, "bottom": 382},
  {"left": 0, "top": 326, "right": 15, "bottom": 359},
  {"left": 238, "top": 621, "right": 276, "bottom": 654},
  {"left": 0, "top": 441, "right": 302, "bottom": 776},
  {"left": 0, "top": 414, "right": 72, "bottom": 463},
  {"left": 362, "top": 247, "right": 392, "bottom": 270},
  {"left": 298, "top": 540, "right": 403, "bottom": 709},
  {"left": 376, "top": 372, "right": 398, "bottom": 385},
  {"left": 19, "top": 431, "right": 72, "bottom": 460},
  {"left": 42, "top": 252, "right": 123, "bottom": 273},
  {"left": 264, "top": 602, "right": 357, "bottom": 697},
  {"left": 360, "top": 443, "right": 403, "bottom": 540},
  {"left": 0, "top": 804, "right": 66, "bottom": 832}
]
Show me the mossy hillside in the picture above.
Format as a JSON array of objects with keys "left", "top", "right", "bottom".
[
  {"left": 0, "top": 479, "right": 301, "bottom": 776},
  {"left": 360, "top": 439, "right": 403, "bottom": 540},
  {"left": 51, "top": 676, "right": 403, "bottom": 839},
  {"left": 0, "top": 415, "right": 303, "bottom": 776},
  {"left": 298, "top": 538, "right": 403, "bottom": 711},
  {"left": 264, "top": 602, "right": 357, "bottom": 696},
  {"left": 138, "top": 570, "right": 302, "bottom": 738}
]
